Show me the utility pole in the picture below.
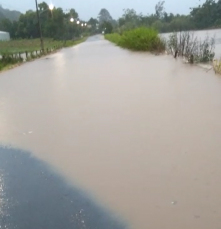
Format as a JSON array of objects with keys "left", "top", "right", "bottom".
[{"left": 35, "top": 0, "right": 44, "bottom": 52}]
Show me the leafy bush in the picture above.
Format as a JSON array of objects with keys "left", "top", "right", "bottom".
[
  {"left": 105, "top": 33, "right": 122, "bottom": 45},
  {"left": 105, "top": 27, "right": 165, "bottom": 52}
]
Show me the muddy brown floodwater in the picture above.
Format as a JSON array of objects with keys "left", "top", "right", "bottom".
[{"left": 1, "top": 35, "right": 221, "bottom": 229}]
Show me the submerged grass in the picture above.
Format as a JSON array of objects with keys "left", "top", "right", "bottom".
[
  {"left": 213, "top": 59, "right": 221, "bottom": 74},
  {"left": 105, "top": 33, "right": 122, "bottom": 45},
  {"left": 0, "top": 39, "right": 61, "bottom": 54},
  {"left": 105, "top": 27, "right": 165, "bottom": 53},
  {"left": 166, "top": 32, "right": 215, "bottom": 63}
]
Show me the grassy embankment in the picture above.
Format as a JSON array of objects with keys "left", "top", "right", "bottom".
[
  {"left": 105, "top": 28, "right": 220, "bottom": 74},
  {"left": 0, "top": 38, "right": 86, "bottom": 71},
  {"left": 105, "top": 27, "right": 165, "bottom": 53}
]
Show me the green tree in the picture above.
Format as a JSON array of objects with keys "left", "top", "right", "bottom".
[
  {"left": 190, "top": 0, "right": 217, "bottom": 29},
  {"left": 98, "top": 9, "right": 113, "bottom": 25},
  {"left": 118, "top": 9, "right": 140, "bottom": 32},
  {"left": 155, "top": 1, "right": 165, "bottom": 19},
  {"left": 16, "top": 10, "right": 38, "bottom": 38},
  {"left": 152, "top": 20, "right": 163, "bottom": 31},
  {"left": 0, "top": 2, "right": 81, "bottom": 39},
  {"left": 88, "top": 17, "right": 99, "bottom": 34},
  {"left": 100, "top": 21, "right": 113, "bottom": 34}
]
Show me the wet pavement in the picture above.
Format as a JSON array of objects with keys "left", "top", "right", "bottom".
[
  {"left": 0, "top": 146, "right": 126, "bottom": 229},
  {"left": 0, "top": 35, "right": 221, "bottom": 229}
]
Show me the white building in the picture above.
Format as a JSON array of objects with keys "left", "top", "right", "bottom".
[{"left": 0, "top": 31, "right": 10, "bottom": 41}]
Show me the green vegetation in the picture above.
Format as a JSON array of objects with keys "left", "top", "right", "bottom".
[
  {"left": 120, "top": 28, "right": 165, "bottom": 52},
  {"left": 0, "top": 0, "right": 219, "bottom": 70},
  {"left": 0, "top": 1, "right": 89, "bottom": 72},
  {"left": 0, "top": 2, "right": 87, "bottom": 40},
  {"left": 1, "top": 1, "right": 221, "bottom": 39},
  {"left": 105, "top": 28, "right": 165, "bottom": 52},
  {"left": 0, "top": 38, "right": 86, "bottom": 54},
  {"left": 114, "top": 0, "right": 221, "bottom": 34},
  {"left": 167, "top": 32, "right": 215, "bottom": 63},
  {"left": 0, "top": 39, "right": 62, "bottom": 54},
  {"left": 105, "top": 33, "right": 121, "bottom": 45},
  {"left": 0, "top": 38, "right": 86, "bottom": 71},
  {"left": 213, "top": 59, "right": 221, "bottom": 74},
  {"left": 0, "top": 55, "right": 23, "bottom": 71}
]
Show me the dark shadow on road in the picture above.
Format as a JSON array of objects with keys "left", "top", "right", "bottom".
[{"left": 0, "top": 146, "right": 127, "bottom": 229}]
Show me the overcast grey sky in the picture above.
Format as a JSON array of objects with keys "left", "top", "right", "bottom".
[{"left": 1, "top": 0, "right": 200, "bottom": 20}]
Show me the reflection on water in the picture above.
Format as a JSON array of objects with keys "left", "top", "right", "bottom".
[
  {"left": 0, "top": 170, "right": 5, "bottom": 218},
  {"left": 0, "top": 147, "right": 127, "bottom": 229}
]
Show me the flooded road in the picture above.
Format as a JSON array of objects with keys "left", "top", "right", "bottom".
[{"left": 1, "top": 35, "right": 221, "bottom": 229}]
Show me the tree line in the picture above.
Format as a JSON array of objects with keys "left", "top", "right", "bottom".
[
  {"left": 1, "top": 0, "right": 221, "bottom": 40},
  {"left": 97, "top": 0, "right": 221, "bottom": 34},
  {"left": 0, "top": 5, "right": 21, "bottom": 21},
  {"left": 0, "top": 2, "right": 88, "bottom": 40}
]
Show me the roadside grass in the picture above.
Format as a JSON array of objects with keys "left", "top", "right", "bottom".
[
  {"left": 213, "top": 59, "right": 221, "bottom": 74},
  {"left": 0, "top": 38, "right": 86, "bottom": 54},
  {"left": 105, "top": 27, "right": 165, "bottom": 53},
  {"left": 63, "top": 37, "right": 87, "bottom": 48},
  {"left": 0, "top": 37, "right": 86, "bottom": 71},
  {"left": 105, "top": 33, "right": 122, "bottom": 45}
]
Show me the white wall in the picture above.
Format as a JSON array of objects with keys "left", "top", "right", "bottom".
[{"left": 0, "top": 32, "right": 10, "bottom": 41}]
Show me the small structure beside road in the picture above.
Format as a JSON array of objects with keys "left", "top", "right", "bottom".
[{"left": 0, "top": 31, "right": 10, "bottom": 41}]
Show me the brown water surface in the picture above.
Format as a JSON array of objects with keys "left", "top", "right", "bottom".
[{"left": 1, "top": 35, "right": 221, "bottom": 229}]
